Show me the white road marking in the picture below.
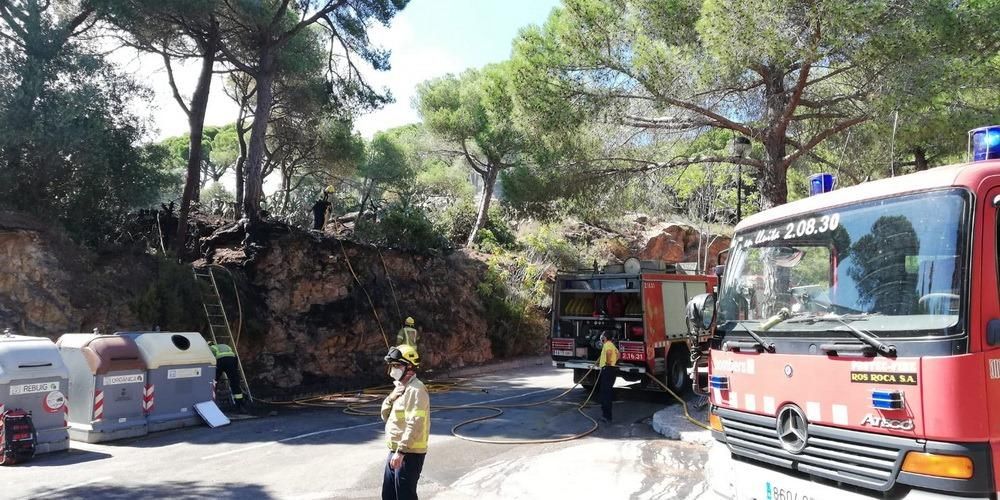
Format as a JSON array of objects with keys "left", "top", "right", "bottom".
[
  {"left": 29, "top": 476, "right": 112, "bottom": 499},
  {"left": 200, "top": 386, "right": 563, "bottom": 461}
]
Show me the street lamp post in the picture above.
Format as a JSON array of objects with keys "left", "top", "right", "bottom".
[{"left": 731, "top": 136, "right": 751, "bottom": 222}]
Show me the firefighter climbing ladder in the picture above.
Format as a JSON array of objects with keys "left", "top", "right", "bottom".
[{"left": 193, "top": 266, "right": 253, "bottom": 405}]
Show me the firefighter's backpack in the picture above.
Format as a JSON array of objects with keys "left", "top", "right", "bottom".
[{"left": 0, "top": 409, "right": 37, "bottom": 465}]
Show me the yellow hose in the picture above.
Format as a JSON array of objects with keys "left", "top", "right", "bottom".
[{"left": 643, "top": 372, "right": 711, "bottom": 431}]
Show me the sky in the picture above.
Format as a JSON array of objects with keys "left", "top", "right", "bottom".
[{"left": 125, "top": 0, "right": 562, "bottom": 142}]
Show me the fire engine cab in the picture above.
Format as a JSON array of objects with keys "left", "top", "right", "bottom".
[{"left": 688, "top": 126, "right": 1000, "bottom": 499}]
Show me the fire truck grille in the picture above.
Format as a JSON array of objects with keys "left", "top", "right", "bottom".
[{"left": 717, "top": 407, "right": 913, "bottom": 492}]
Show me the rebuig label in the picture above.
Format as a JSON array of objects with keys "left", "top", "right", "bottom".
[
  {"left": 103, "top": 374, "right": 145, "bottom": 386},
  {"left": 10, "top": 381, "right": 60, "bottom": 395},
  {"left": 167, "top": 368, "right": 202, "bottom": 379}
]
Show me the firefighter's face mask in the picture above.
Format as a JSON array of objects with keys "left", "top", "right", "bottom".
[{"left": 389, "top": 364, "right": 405, "bottom": 381}]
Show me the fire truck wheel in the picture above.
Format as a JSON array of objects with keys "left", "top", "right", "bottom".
[{"left": 665, "top": 347, "right": 691, "bottom": 395}]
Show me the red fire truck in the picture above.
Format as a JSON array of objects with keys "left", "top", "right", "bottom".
[
  {"left": 687, "top": 127, "right": 1000, "bottom": 499},
  {"left": 550, "top": 258, "right": 715, "bottom": 393}
]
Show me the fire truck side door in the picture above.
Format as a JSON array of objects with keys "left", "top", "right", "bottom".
[{"left": 979, "top": 184, "right": 1000, "bottom": 486}]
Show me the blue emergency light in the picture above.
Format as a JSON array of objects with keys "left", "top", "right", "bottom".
[
  {"left": 871, "top": 390, "right": 905, "bottom": 410},
  {"left": 969, "top": 126, "right": 1000, "bottom": 161},
  {"left": 709, "top": 375, "right": 730, "bottom": 390},
  {"left": 808, "top": 173, "right": 835, "bottom": 196}
]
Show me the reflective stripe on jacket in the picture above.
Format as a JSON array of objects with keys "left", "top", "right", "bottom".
[
  {"left": 381, "top": 377, "right": 430, "bottom": 453},
  {"left": 397, "top": 327, "right": 419, "bottom": 346},
  {"left": 210, "top": 344, "right": 236, "bottom": 359}
]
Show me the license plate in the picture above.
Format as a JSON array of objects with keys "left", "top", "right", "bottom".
[
  {"left": 552, "top": 349, "right": 573, "bottom": 357},
  {"left": 765, "top": 481, "right": 815, "bottom": 500}
]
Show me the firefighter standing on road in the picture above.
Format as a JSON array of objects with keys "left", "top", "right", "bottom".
[
  {"left": 209, "top": 341, "right": 244, "bottom": 409},
  {"left": 397, "top": 317, "right": 419, "bottom": 349},
  {"left": 597, "top": 332, "right": 619, "bottom": 423},
  {"left": 381, "top": 345, "right": 430, "bottom": 500}
]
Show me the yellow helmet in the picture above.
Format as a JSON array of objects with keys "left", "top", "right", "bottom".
[
  {"left": 385, "top": 344, "right": 420, "bottom": 367},
  {"left": 405, "top": 317, "right": 415, "bottom": 326},
  {"left": 324, "top": 185, "right": 335, "bottom": 193}
]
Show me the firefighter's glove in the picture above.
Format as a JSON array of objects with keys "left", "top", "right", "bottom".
[{"left": 387, "top": 384, "right": 405, "bottom": 403}]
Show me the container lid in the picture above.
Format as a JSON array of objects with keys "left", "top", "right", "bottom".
[
  {"left": 57, "top": 333, "right": 145, "bottom": 374},
  {"left": 116, "top": 332, "right": 215, "bottom": 369},
  {"left": 0, "top": 334, "right": 70, "bottom": 384}
]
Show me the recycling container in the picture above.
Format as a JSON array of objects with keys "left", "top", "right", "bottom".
[
  {"left": 0, "top": 332, "right": 70, "bottom": 454},
  {"left": 57, "top": 333, "right": 148, "bottom": 443},
  {"left": 119, "top": 332, "right": 216, "bottom": 432}
]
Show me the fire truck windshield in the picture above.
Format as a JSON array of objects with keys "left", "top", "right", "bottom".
[{"left": 717, "top": 188, "right": 971, "bottom": 340}]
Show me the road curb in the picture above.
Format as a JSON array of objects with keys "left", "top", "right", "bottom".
[
  {"left": 436, "top": 355, "right": 550, "bottom": 379},
  {"left": 651, "top": 403, "right": 713, "bottom": 445}
]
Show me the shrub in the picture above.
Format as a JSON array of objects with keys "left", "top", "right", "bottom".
[{"left": 355, "top": 203, "right": 451, "bottom": 254}]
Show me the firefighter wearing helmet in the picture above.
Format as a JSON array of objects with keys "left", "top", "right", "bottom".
[
  {"left": 397, "top": 316, "right": 419, "bottom": 349},
  {"left": 380, "top": 344, "right": 430, "bottom": 500}
]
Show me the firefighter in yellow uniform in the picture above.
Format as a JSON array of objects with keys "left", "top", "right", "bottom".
[
  {"left": 397, "top": 317, "right": 419, "bottom": 349},
  {"left": 209, "top": 341, "right": 244, "bottom": 409},
  {"left": 597, "top": 332, "right": 619, "bottom": 423},
  {"left": 380, "top": 345, "right": 430, "bottom": 500}
]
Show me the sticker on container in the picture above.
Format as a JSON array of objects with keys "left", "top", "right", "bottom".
[
  {"left": 42, "top": 390, "right": 66, "bottom": 413},
  {"left": 167, "top": 368, "right": 202, "bottom": 379},
  {"left": 103, "top": 374, "right": 144, "bottom": 386},
  {"left": 118, "top": 417, "right": 127, "bottom": 424},
  {"left": 10, "top": 381, "right": 59, "bottom": 395}
]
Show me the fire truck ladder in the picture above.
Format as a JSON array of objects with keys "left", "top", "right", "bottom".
[{"left": 193, "top": 266, "right": 253, "bottom": 406}]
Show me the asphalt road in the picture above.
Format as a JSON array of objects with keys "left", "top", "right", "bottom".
[{"left": 3, "top": 364, "right": 709, "bottom": 500}]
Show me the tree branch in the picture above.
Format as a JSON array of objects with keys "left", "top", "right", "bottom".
[
  {"left": 781, "top": 116, "right": 869, "bottom": 169},
  {"left": 162, "top": 51, "right": 191, "bottom": 117}
]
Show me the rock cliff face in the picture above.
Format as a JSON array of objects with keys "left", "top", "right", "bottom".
[
  {"left": 0, "top": 212, "right": 151, "bottom": 335},
  {"left": 0, "top": 210, "right": 731, "bottom": 398},
  {"left": 226, "top": 232, "right": 495, "bottom": 396},
  {"left": 560, "top": 216, "right": 732, "bottom": 270}
]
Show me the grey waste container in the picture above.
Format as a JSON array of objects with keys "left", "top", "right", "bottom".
[
  {"left": 120, "top": 332, "right": 216, "bottom": 432},
  {"left": 57, "top": 333, "right": 148, "bottom": 443},
  {"left": 0, "top": 332, "right": 70, "bottom": 454}
]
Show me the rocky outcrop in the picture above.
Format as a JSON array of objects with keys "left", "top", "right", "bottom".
[
  {"left": 227, "top": 232, "right": 496, "bottom": 396},
  {"left": 638, "top": 223, "right": 731, "bottom": 269},
  {"left": 0, "top": 212, "right": 151, "bottom": 335}
]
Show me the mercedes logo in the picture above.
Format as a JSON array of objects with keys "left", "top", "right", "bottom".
[{"left": 776, "top": 405, "right": 808, "bottom": 454}]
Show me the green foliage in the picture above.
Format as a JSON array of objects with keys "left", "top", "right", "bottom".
[
  {"left": 521, "top": 224, "right": 581, "bottom": 271},
  {"left": 0, "top": 3, "right": 173, "bottom": 244},
  {"left": 507, "top": 0, "right": 998, "bottom": 211},
  {"left": 201, "top": 182, "right": 235, "bottom": 215},
  {"left": 477, "top": 255, "right": 547, "bottom": 358},
  {"left": 439, "top": 200, "right": 517, "bottom": 250},
  {"left": 354, "top": 203, "right": 451, "bottom": 254},
  {"left": 130, "top": 259, "right": 207, "bottom": 332}
]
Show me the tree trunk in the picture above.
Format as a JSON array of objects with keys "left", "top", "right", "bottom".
[
  {"left": 242, "top": 52, "right": 275, "bottom": 222},
  {"left": 760, "top": 138, "right": 789, "bottom": 209},
  {"left": 466, "top": 168, "right": 497, "bottom": 247},
  {"left": 759, "top": 66, "right": 790, "bottom": 209},
  {"left": 174, "top": 36, "right": 217, "bottom": 250},
  {"left": 913, "top": 148, "right": 929, "bottom": 171}
]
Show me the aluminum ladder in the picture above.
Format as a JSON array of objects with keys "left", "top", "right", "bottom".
[{"left": 193, "top": 266, "right": 253, "bottom": 405}]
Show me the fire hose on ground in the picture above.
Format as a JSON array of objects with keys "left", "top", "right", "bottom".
[{"left": 265, "top": 364, "right": 710, "bottom": 443}]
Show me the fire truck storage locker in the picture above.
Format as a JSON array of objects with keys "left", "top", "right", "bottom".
[
  {"left": 0, "top": 333, "right": 70, "bottom": 454},
  {"left": 120, "top": 332, "right": 215, "bottom": 432},
  {"left": 57, "top": 333, "right": 148, "bottom": 443}
]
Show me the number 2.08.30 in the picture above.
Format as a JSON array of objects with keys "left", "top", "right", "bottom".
[{"left": 782, "top": 213, "right": 840, "bottom": 240}]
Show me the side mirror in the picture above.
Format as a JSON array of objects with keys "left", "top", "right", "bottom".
[
  {"left": 713, "top": 265, "right": 726, "bottom": 278},
  {"left": 686, "top": 293, "right": 716, "bottom": 331}
]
